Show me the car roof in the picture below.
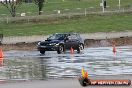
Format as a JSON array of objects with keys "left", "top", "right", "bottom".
[{"left": 54, "top": 33, "right": 79, "bottom": 35}]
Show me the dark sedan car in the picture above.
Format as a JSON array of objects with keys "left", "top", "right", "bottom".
[{"left": 37, "top": 33, "right": 84, "bottom": 54}]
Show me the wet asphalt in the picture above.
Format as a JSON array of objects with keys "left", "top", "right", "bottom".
[
  {"left": 0, "top": 46, "right": 132, "bottom": 88},
  {"left": 1, "top": 46, "right": 132, "bottom": 80}
]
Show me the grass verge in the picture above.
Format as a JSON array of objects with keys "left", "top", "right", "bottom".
[{"left": 0, "top": 12, "right": 132, "bottom": 36}]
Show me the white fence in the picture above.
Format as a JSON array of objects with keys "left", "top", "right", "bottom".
[{"left": 0, "top": 6, "right": 132, "bottom": 23}]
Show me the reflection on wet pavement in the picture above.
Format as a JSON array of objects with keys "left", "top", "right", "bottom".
[{"left": 0, "top": 46, "right": 132, "bottom": 80}]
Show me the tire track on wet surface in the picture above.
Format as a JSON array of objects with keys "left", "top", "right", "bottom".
[{"left": 1, "top": 46, "right": 132, "bottom": 80}]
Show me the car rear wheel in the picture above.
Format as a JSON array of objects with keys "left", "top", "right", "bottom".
[
  {"left": 80, "top": 44, "right": 84, "bottom": 50},
  {"left": 40, "top": 50, "right": 45, "bottom": 54},
  {"left": 77, "top": 44, "right": 83, "bottom": 53},
  {"left": 57, "top": 45, "right": 64, "bottom": 54}
]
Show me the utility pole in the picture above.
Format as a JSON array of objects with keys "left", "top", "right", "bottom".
[
  {"left": 119, "top": 0, "right": 121, "bottom": 9},
  {"left": 102, "top": 0, "right": 104, "bottom": 12}
]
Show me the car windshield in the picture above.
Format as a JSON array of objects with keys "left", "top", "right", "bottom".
[{"left": 48, "top": 34, "right": 66, "bottom": 40}]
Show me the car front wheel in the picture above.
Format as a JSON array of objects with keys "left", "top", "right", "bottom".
[
  {"left": 40, "top": 50, "right": 45, "bottom": 54},
  {"left": 57, "top": 45, "right": 64, "bottom": 54}
]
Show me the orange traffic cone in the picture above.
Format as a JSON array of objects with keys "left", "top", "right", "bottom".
[
  {"left": 70, "top": 47, "right": 74, "bottom": 54},
  {"left": 0, "top": 49, "right": 3, "bottom": 58},
  {"left": 85, "top": 71, "right": 88, "bottom": 78},
  {"left": 0, "top": 49, "right": 4, "bottom": 67},
  {"left": 112, "top": 45, "right": 116, "bottom": 56},
  {"left": 113, "top": 45, "right": 116, "bottom": 53},
  {"left": 81, "top": 67, "right": 88, "bottom": 78}
]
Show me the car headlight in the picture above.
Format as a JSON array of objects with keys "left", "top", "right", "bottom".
[
  {"left": 55, "top": 43, "right": 59, "bottom": 46},
  {"left": 49, "top": 43, "right": 59, "bottom": 46},
  {"left": 37, "top": 42, "right": 40, "bottom": 45}
]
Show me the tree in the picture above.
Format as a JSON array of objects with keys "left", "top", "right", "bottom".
[
  {"left": 0, "top": 0, "right": 22, "bottom": 17},
  {"left": 34, "top": 0, "right": 45, "bottom": 15}
]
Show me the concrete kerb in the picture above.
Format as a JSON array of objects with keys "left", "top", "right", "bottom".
[
  {"left": 2, "top": 35, "right": 48, "bottom": 44},
  {"left": 81, "top": 31, "right": 132, "bottom": 40},
  {"left": 1, "top": 31, "right": 132, "bottom": 44}
]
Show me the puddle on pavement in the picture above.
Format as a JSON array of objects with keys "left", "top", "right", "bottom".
[{"left": 0, "top": 45, "right": 132, "bottom": 80}]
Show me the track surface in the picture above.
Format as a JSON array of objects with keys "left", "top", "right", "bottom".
[
  {"left": 1, "top": 46, "right": 132, "bottom": 80},
  {"left": 0, "top": 46, "right": 132, "bottom": 88}
]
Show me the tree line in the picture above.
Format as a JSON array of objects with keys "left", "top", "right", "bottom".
[{"left": 0, "top": 0, "right": 45, "bottom": 17}]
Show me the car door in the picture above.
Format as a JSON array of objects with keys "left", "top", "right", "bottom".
[{"left": 65, "top": 34, "right": 79, "bottom": 49}]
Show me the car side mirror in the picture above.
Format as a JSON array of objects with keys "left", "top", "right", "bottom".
[
  {"left": 66, "top": 37, "right": 69, "bottom": 40},
  {"left": 64, "top": 37, "right": 69, "bottom": 42}
]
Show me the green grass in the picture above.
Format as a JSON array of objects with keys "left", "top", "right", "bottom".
[
  {"left": 0, "top": 0, "right": 132, "bottom": 37},
  {"left": 0, "top": 0, "right": 132, "bottom": 15},
  {"left": 0, "top": 13, "right": 132, "bottom": 36}
]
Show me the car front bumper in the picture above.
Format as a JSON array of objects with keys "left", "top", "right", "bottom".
[{"left": 37, "top": 45, "right": 59, "bottom": 51}]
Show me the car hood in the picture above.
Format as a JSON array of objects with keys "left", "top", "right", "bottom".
[{"left": 40, "top": 39, "right": 60, "bottom": 44}]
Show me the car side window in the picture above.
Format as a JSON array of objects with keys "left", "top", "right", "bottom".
[
  {"left": 76, "top": 34, "right": 81, "bottom": 39},
  {"left": 58, "top": 34, "right": 65, "bottom": 40},
  {"left": 68, "top": 34, "right": 78, "bottom": 40}
]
